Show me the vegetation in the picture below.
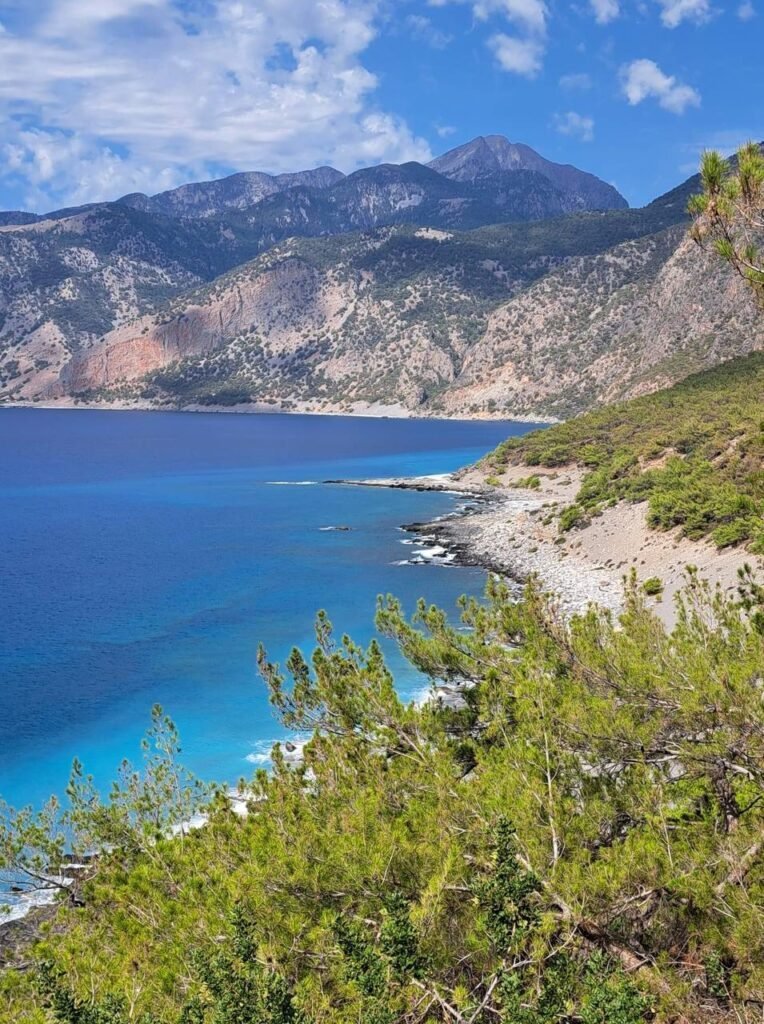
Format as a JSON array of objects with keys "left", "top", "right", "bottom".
[
  {"left": 1, "top": 143, "right": 762, "bottom": 1024},
  {"left": 1, "top": 572, "right": 763, "bottom": 1023},
  {"left": 514, "top": 474, "right": 542, "bottom": 490},
  {"left": 641, "top": 576, "right": 664, "bottom": 597},
  {"left": 689, "top": 142, "right": 764, "bottom": 306},
  {"left": 490, "top": 352, "right": 764, "bottom": 552}
]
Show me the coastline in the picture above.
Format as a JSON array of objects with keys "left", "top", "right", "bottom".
[
  {"left": 334, "top": 473, "right": 624, "bottom": 619},
  {"left": 406, "top": 488, "right": 624, "bottom": 619},
  {"left": 4, "top": 468, "right": 759, "bottom": 946},
  {"left": 336, "top": 469, "right": 762, "bottom": 627},
  {"left": 0, "top": 397, "right": 560, "bottom": 426}
]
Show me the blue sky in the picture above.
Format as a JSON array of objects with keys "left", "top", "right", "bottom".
[{"left": 0, "top": 0, "right": 761, "bottom": 212}]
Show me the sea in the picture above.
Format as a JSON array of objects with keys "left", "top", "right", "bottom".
[{"left": 0, "top": 408, "right": 540, "bottom": 917}]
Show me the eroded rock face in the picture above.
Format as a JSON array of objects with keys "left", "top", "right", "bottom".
[
  {"left": 54, "top": 218, "right": 763, "bottom": 419},
  {"left": 59, "top": 257, "right": 358, "bottom": 394},
  {"left": 438, "top": 232, "right": 764, "bottom": 419}
]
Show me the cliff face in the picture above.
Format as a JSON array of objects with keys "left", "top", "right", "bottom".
[
  {"left": 53, "top": 214, "right": 763, "bottom": 417},
  {"left": 0, "top": 208, "right": 214, "bottom": 399},
  {"left": 60, "top": 257, "right": 358, "bottom": 395},
  {"left": 437, "top": 231, "right": 764, "bottom": 418}
]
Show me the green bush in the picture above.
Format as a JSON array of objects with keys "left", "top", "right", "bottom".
[
  {"left": 559, "top": 503, "right": 588, "bottom": 532},
  {"left": 642, "top": 576, "right": 664, "bottom": 596},
  {"left": 515, "top": 474, "right": 541, "bottom": 489}
]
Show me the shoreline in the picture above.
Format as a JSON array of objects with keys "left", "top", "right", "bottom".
[
  {"left": 339, "top": 470, "right": 763, "bottom": 628},
  {"left": 0, "top": 398, "right": 559, "bottom": 426},
  {"left": 4, "top": 473, "right": 758, "bottom": 945},
  {"left": 407, "top": 491, "right": 624, "bottom": 619},
  {"left": 334, "top": 474, "right": 625, "bottom": 619}
]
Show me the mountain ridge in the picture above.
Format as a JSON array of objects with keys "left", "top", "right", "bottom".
[
  {"left": 50, "top": 170, "right": 764, "bottom": 418},
  {"left": 4, "top": 143, "right": 761, "bottom": 421},
  {"left": 117, "top": 165, "right": 347, "bottom": 219},
  {"left": 2, "top": 135, "right": 628, "bottom": 225}
]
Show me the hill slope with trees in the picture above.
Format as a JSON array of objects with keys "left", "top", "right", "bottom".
[{"left": 1, "top": 567, "right": 762, "bottom": 1024}]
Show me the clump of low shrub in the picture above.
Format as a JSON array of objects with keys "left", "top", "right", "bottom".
[
  {"left": 515, "top": 474, "right": 541, "bottom": 489},
  {"left": 559, "top": 504, "right": 588, "bottom": 532},
  {"left": 642, "top": 576, "right": 664, "bottom": 597}
]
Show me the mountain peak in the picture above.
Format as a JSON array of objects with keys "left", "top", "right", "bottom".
[
  {"left": 428, "top": 136, "right": 539, "bottom": 177},
  {"left": 428, "top": 135, "right": 628, "bottom": 211}
]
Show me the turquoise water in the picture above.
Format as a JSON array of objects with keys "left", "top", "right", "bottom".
[{"left": 0, "top": 409, "right": 539, "bottom": 812}]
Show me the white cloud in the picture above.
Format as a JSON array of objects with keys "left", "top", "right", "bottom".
[
  {"left": 488, "top": 32, "right": 545, "bottom": 76},
  {"left": 620, "top": 59, "right": 701, "bottom": 114},
  {"left": 559, "top": 72, "right": 593, "bottom": 90},
  {"left": 405, "top": 14, "right": 453, "bottom": 48},
  {"left": 434, "top": 123, "right": 458, "bottom": 137},
  {"left": 3, "top": 128, "right": 185, "bottom": 211},
  {"left": 472, "top": 0, "right": 548, "bottom": 34},
  {"left": 0, "top": 0, "right": 431, "bottom": 211},
  {"left": 553, "top": 111, "right": 595, "bottom": 141},
  {"left": 737, "top": 0, "right": 755, "bottom": 17},
  {"left": 590, "top": 0, "right": 620, "bottom": 23},
  {"left": 430, "top": 0, "right": 549, "bottom": 76},
  {"left": 656, "top": 0, "right": 712, "bottom": 26}
]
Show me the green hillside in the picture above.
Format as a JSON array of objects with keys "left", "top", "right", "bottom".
[{"left": 490, "top": 352, "right": 764, "bottom": 551}]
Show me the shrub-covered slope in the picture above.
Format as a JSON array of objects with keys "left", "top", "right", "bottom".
[{"left": 490, "top": 352, "right": 764, "bottom": 551}]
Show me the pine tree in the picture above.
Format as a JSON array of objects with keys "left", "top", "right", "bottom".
[{"left": 689, "top": 141, "right": 764, "bottom": 305}]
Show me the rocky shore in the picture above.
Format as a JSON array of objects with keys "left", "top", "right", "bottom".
[
  {"left": 406, "top": 489, "right": 623, "bottom": 619},
  {"left": 0, "top": 904, "right": 58, "bottom": 969},
  {"left": 338, "top": 459, "right": 763, "bottom": 627},
  {"left": 333, "top": 472, "right": 625, "bottom": 619}
]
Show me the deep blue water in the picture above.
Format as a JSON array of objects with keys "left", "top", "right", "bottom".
[{"left": 0, "top": 409, "right": 538, "bottom": 813}]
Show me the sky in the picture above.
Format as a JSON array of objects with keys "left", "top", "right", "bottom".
[{"left": 0, "top": 0, "right": 761, "bottom": 212}]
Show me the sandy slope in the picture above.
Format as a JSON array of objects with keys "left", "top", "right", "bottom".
[{"left": 385, "top": 462, "right": 763, "bottom": 627}]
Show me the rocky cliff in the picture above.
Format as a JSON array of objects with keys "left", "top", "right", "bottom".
[
  {"left": 3, "top": 142, "right": 761, "bottom": 419},
  {"left": 53, "top": 196, "right": 763, "bottom": 418}
]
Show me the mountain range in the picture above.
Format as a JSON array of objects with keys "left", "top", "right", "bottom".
[
  {"left": 1, "top": 135, "right": 760, "bottom": 418},
  {"left": 114, "top": 134, "right": 626, "bottom": 222}
]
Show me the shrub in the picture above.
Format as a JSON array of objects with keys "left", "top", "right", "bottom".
[
  {"left": 642, "top": 576, "right": 664, "bottom": 596},
  {"left": 559, "top": 503, "right": 588, "bottom": 532},
  {"left": 515, "top": 474, "right": 541, "bottom": 489},
  {"left": 489, "top": 353, "right": 764, "bottom": 552}
]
